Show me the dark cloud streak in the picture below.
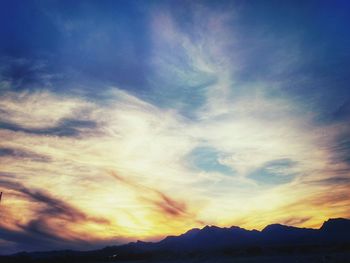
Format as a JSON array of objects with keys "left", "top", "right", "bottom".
[
  {"left": 0, "top": 118, "right": 97, "bottom": 137},
  {"left": 0, "top": 179, "right": 110, "bottom": 252},
  {"left": 0, "top": 147, "right": 51, "bottom": 162},
  {"left": 109, "top": 171, "right": 202, "bottom": 223}
]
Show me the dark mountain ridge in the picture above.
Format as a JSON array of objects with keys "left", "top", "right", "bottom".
[
  {"left": 120, "top": 218, "right": 349, "bottom": 251},
  {"left": 2, "top": 218, "right": 350, "bottom": 262}
]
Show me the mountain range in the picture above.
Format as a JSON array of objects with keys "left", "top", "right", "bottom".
[{"left": 2, "top": 218, "right": 350, "bottom": 262}]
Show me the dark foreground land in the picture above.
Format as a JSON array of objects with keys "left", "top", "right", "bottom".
[
  {"left": 1, "top": 218, "right": 350, "bottom": 263},
  {"left": 122, "top": 254, "right": 349, "bottom": 263},
  {"left": 73, "top": 252, "right": 350, "bottom": 263},
  {"left": 2, "top": 249, "right": 350, "bottom": 263}
]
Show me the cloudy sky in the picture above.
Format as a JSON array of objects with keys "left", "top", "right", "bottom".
[{"left": 0, "top": 0, "right": 350, "bottom": 254}]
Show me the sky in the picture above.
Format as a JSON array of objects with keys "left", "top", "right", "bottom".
[{"left": 0, "top": 0, "right": 350, "bottom": 254}]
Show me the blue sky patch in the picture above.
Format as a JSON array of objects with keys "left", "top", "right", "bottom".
[
  {"left": 188, "top": 146, "right": 235, "bottom": 176},
  {"left": 248, "top": 159, "right": 298, "bottom": 185}
]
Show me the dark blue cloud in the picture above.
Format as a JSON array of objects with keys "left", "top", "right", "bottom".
[
  {"left": 0, "top": 58, "right": 59, "bottom": 91},
  {"left": 0, "top": 147, "right": 51, "bottom": 162},
  {"left": 0, "top": 118, "right": 97, "bottom": 137}
]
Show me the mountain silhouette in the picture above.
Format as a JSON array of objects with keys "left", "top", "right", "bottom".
[
  {"left": 121, "top": 218, "right": 349, "bottom": 253},
  {"left": 1, "top": 218, "right": 350, "bottom": 262},
  {"left": 321, "top": 218, "right": 350, "bottom": 232}
]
